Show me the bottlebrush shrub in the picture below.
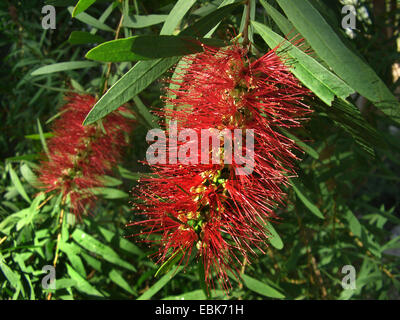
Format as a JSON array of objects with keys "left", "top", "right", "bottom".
[
  {"left": 37, "top": 93, "right": 133, "bottom": 216},
  {"left": 131, "top": 44, "right": 312, "bottom": 290}
]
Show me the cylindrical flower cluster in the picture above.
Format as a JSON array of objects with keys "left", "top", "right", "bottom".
[
  {"left": 38, "top": 94, "right": 132, "bottom": 216},
  {"left": 132, "top": 44, "right": 311, "bottom": 289}
]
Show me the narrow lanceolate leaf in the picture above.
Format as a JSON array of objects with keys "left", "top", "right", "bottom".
[
  {"left": 8, "top": 166, "right": 31, "bottom": 203},
  {"left": 59, "top": 242, "right": 86, "bottom": 277},
  {"left": 20, "top": 164, "right": 37, "bottom": 187},
  {"left": 155, "top": 250, "right": 184, "bottom": 278},
  {"left": 318, "top": 98, "right": 385, "bottom": 157},
  {"left": 90, "top": 187, "right": 129, "bottom": 199},
  {"left": 292, "top": 182, "right": 324, "bottom": 219},
  {"left": 137, "top": 267, "right": 183, "bottom": 300},
  {"left": 252, "top": 21, "right": 354, "bottom": 106},
  {"left": 280, "top": 128, "right": 319, "bottom": 160},
  {"left": 84, "top": 57, "right": 180, "bottom": 125},
  {"left": 86, "top": 36, "right": 226, "bottom": 62},
  {"left": 0, "top": 253, "right": 21, "bottom": 290},
  {"left": 72, "top": 0, "right": 97, "bottom": 17},
  {"left": 241, "top": 274, "right": 285, "bottom": 299},
  {"left": 160, "top": 0, "right": 197, "bottom": 35},
  {"left": 25, "top": 133, "right": 54, "bottom": 140},
  {"left": 259, "top": 0, "right": 297, "bottom": 39},
  {"left": 65, "top": 264, "right": 103, "bottom": 297},
  {"left": 265, "top": 221, "right": 284, "bottom": 250},
  {"left": 83, "top": 2, "right": 242, "bottom": 125},
  {"left": 109, "top": 269, "right": 135, "bottom": 295},
  {"left": 71, "top": 229, "right": 136, "bottom": 271},
  {"left": 31, "top": 61, "right": 99, "bottom": 76},
  {"left": 67, "top": 6, "right": 113, "bottom": 32},
  {"left": 260, "top": 0, "right": 381, "bottom": 155},
  {"left": 180, "top": 2, "right": 241, "bottom": 37},
  {"left": 122, "top": 14, "right": 168, "bottom": 28},
  {"left": 68, "top": 31, "right": 105, "bottom": 45},
  {"left": 276, "top": 0, "right": 400, "bottom": 124},
  {"left": 133, "top": 95, "right": 159, "bottom": 128},
  {"left": 36, "top": 119, "right": 49, "bottom": 157}
]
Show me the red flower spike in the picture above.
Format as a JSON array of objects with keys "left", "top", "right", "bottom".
[
  {"left": 38, "top": 93, "right": 133, "bottom": 216},
  {"left": 132, "top": 43, "right": 312, "bottom": 291}
]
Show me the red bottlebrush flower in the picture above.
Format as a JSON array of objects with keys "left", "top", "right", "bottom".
[
  {"left": 131, "top": 43, "right": 311, "bottom": 291},
  {"left": 38, "top": 93, "right": 133, "bottom": 216}
]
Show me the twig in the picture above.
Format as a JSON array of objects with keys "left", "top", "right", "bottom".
[
  {"left": 238, "top": 257, "right": 248, "bottom": 291},
  {"left": 0, "top": 236, "right": 7, "bottom": 246},
  {"left": 37, "top": 194, "right": 55, "bottom": 210},
  {"left": 102, "top": 13, "right": 125, "bottom": 94},
  {"left": 242, "top": 0, "right": 251, "bottom": 47}
]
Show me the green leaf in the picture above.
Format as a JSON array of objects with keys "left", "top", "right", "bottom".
[
  {"left": 276, "top": 0, "right": 400, "bottom": 124},
  {"left": 117, "top": 166, "right": 146, "bottom": 181},
  {"left": 123, "top": 14, "right": 168, "bottom": 28},
  {"left": 36, "top": 119, "right": 50, "bottom": 157},
  {"left": 292, "top": 181, "right": 324, "bottom": 219},
  {"left": 8, "top": 165, "right": 31, "bottom": 203},
  {"left": 71, "top": 229, "right": 136, "bottom": 271},
  {"left": 155, "top": 250, "right": 184, "bottom": 278},
  {"left": 16, "top": 193, "right": 45, "bottom": 231},
  {"left": 83, "top": 1, "right": 242, "bottom": 125},
  {"left": 165, "top": 57, "right": 191, "bottom": 122},
  {"left": 137, "top": 266, "right": 183, "bottom": 300},
  {"left": 109, "top": 269, "right": 135, "bottom": 295},
  {"left": 160, "top": 0, "right": 197, "bottom": 35},
  {"left": 20, "top": 164, "right": 38, "bottom": 187},
  {"left": 80, "top": 252, "right": 102, "bottom": 271},
  {"left": 318, "top": 98, "right": 385, "bottom": 156},
  {"left": 66, "top": 264, "right": 103, "bottom": 297},
  {"left": 180, "top": 2, "right": 241, "bottom": 38},
  {"left": 343, "top": 207, "right": 381, "bottom": 258},
  {"left": 251, "top": 20, "right": 354, "bottom": 106},
  {"left": 133, "top": 95, "right": 159, "bottom": 128},
  {"left": 59, "top": 242, "right": 86, "bottom": 278},
  {"left": 259, "top": 0, "right": 300, "bottom": 42},
  {"left": 0, "top": 210, "right": 25, "bottom": 235},
  {"left": 67, "top": 6, "right": 113, "bottom": 32},
  {"left": 97, "top": 226, "right": 143, "bottom": 256},
  {"left": 5, "top": 154, "right": 40, "bottom": 162},
  {"left": 31, "top": 61, "right": 99, "bottom": 76},
  {"left": 90, "top": 187, "right": 129, "bottom": 199},
  {"left": 84, "top": 57, "right": 179, "bottom": 125},
  {"left": 68, "top": 31, "right": 105, "bottom": 45},
  {"left": 55, "top": 278, "right": 77, "bottom": 290},
  {"left": 99, "top": 175, "right": 123, "bottom": 187},
  {"left": 381, "top": 235, "right": 400, "bottom": 253},
  {"left": 265, "top": 221, "right": 283, "bottom": 250},
  {"left": 25, "top": 133, "right": 54, "bottom": 140},
  {"left": 72, "top": 0, "right": 97, "bottom": 17},
  {"left": 86, "top": 35, "right": 226, "bottom": 62},
  {"left": 280, "top": 128, "right": 319, "bottom": 160},
  {"left": 241, "top": 274, "right": 285, "bottom": 299},
  {"left": 0, "top": 254, "right": 22, "bottom": 290}
]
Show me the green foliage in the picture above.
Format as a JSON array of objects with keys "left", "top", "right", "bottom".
[{"left": 1, "top": 0, "right": 399, "bottom": 301}]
